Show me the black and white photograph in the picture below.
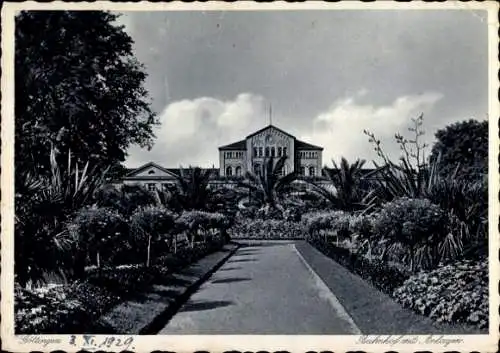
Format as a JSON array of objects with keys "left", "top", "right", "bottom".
[{"left": 1, "top": 1, "right": 499, "bottom": 352}]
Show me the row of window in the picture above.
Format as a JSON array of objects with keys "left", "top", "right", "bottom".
[
  {"left": 146, "top": 183, "right": 172, "bottom": 191},
  {"left": 252, "top": 146, "right": 288, "bottom": 158},
  {"left": 224, "top": 151, "right": 244, "bottom": 159},
  {"left": 225, "top": 166, "right": 243, "bottom": 177},
  {"left": 224, "top": 149, "right": 317, "bottom": 160},
  {"left": 299, "top": 166, "right": 316, "bottom": 177},
  {"left": 299, "top": 151, "right": 319, "bottom": 159}
]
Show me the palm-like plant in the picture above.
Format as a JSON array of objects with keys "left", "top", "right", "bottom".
[
  {"left": 158, "top": 166, "right": 214, "bottom": 211},
  {"left": 306, "top": 157, "right": 376, "bottom": 212},
  {"left": 238, "top": 156, "right": 298, "bottom": 217},
  {"left": 15, "top": 147, "right": 108, "bottom": 285}
]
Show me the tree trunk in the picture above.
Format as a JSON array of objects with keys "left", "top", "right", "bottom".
[{"left": 146, "top": 234, "right": 151, "bottom": 267}]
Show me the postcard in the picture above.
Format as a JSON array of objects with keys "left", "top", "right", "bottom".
[{"left": 2, "top": 1, "right": 499, "bottom": 352}]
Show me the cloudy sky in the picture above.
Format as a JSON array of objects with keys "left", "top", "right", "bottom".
[{"left": 118, "top": 9, "right": 489, "bottom": 169}]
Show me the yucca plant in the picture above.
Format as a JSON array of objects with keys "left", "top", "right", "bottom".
[{"left": 15, "top": 147, "right": 108, "bottom": 285}]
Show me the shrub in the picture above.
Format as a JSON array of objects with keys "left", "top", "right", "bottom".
[
  {"left": 348, "top": 213, "right": 375, "bottom": 238},
  {"left": 15, "top": 148, "right": 108, "bottom": 285},
  {"left": 130, "top": 206, "right": 175, "bottom": 266},
  {"left": 393, "top": 259, "right": 488, "bottom": 329},
  {"left": 229, "top": 218, "right": 305, "bottom": 239},
  {"left": 373, "top": 198, "right": 448, "bottom": 270},
  {"left": 15, "top": 281, "right": 120, "bottom": 334},
  {"left": 302, "top": 211, "right": 351, "bottom": 241},
  {"left": 69, "top": 206, "right": 128, "bottom": 273},
  {"left": 308, "top": 239, "right": 410, "bottom": 294},
  {"left": 175, "top": 211, "right": 230, "bottom": 236}
]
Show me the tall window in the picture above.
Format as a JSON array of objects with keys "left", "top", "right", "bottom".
[
  {"left": 259, "top": 147, "right": 263, "bottom": 157},
  {"left": 235, "top": 166, "right": 242, "bottom": 177},
  {"left": 271, "top": 147, "right": 275, "bottom": 157},
  {"left": 283, "top": 147, "right": 287, "bottom": 156},
  {"left": 300, "top": 166, "right": 305, "bottom": 176},
  {"left": 309, "top": 166, "right": 315, "bottom": 177},
  {"left": 226, "top": 166, "right": 233, "bottom": 176},
  {"left": 253, "top": 147, "right": 257, "bottom": 157},
  {"left": 265, "top": 147, "right": 270, "bottom": 157},
  {"left": 254, "top": 164, "right": 262, "bottom": 176},
  {"left": 278, "top": 147, "right": 282, "bottom": 157}
]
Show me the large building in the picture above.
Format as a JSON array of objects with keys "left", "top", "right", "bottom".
[
  {"left": 122, "top": 124, "right": 325, "bottom": 190},
  {"left": 219, "top": 124, "right": 323, "bottom": 178}
]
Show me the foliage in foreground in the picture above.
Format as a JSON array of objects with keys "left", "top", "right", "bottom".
[
  {"left": 393, "top": 259, "right": 488, "bottom": 329},
  {"left": 15, "top": 241, "right": 225, "bottom": 334},
  {"left": 15, "top": 149, "right": 108, "bottom": 285}
]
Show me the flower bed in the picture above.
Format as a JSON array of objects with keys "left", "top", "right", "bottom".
[
  {"left": 308, "top": 237, "right": 488, "bottom": 330},
  {"left": 229, "top": 218, "right": 306, "bottom": 239},
  {"left": 393, "top": 259, "right": 488, "bottom": 329},
  {"left": 15, "top": 240, "right": 225, "bottom": 334}
]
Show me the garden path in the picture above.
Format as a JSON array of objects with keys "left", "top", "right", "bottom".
[{"left": 159, "top": 241, "right": 360, "bottom": 334}]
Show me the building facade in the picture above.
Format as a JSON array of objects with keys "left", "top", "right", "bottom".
[
  {"left": 123, "top": 124, "right": 324, "bottom": 190},
  {"left": 218, "top": 124, "right": 323, "bottom": 178}
]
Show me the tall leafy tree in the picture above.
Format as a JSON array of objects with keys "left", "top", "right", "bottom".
[
  {"left": 429, "top": 119, "right": 488, "bottom": 179},
  {"left": 15, "top": 11, "right": 158, "bottom": 175}
]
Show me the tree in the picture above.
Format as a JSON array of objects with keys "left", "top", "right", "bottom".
[
  {"left": 156, "top": 167, "right": 216, "bottom": 211},
  {"left": 15, "top": 11, "right": 158, "bottom": 175},
  {"left": 238, "top": 156, "right": 298, "bottom": 218},
  {"left": 429, "top": 119, "right": 488, "bottom": 179},
  {"left": 307, "top": 158, "right": 376, "bottom": 212}
]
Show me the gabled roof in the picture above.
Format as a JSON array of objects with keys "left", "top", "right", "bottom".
[
  {"left": 124, "top": 161, "right": 179, "bottom": 178},
  {"left": 245, "top": 124, "right": 296, "bottom": 140},
  {"left": 218, "top": 139, "right": 247, "bottom": 150},
  {"left": 296, "top": 139, "right": 324, "bottom": 150}
]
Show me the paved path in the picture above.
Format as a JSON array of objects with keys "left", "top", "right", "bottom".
[{"left": 159, "top": 241, "right": 360, "bottom": 334}]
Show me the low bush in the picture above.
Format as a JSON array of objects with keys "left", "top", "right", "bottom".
[
  {"left": 393, "top": 259, "right": 488, "bottom": 329},
  {"left": 15, "top": 240, "right": 225, "bottom": 334},
  {"left": 309, "top": 238, "right": 410, "bottom": 294},
  {"left": 302, "top": 211, "right": 350, "bottom": 238},
  {"left": 229, "top": 218, "right": 305, "bottom": 239},
  {"left": 15, "top": 282, "right": 121, "bottom": 334},
  {"left": 373, "top": 197, "right": 448, "bottom": 271},
  {"left": 69, "top": 206, "right": 129, "bottom": 268}
]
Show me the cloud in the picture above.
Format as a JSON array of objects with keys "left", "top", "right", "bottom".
[
  {"left": 125, "top": 93, "right": 266, "bottom": 168},
  {"left": 300, "top": 92, "right": 444, "bottom": 167}
]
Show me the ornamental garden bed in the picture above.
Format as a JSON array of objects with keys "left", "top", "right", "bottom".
[
  {"left": 15, "top": 239, "right": 226, "bottom": 334},
  {"left": 308, "top": 237, "right": 488, "bottom": 331},
  {"left": 229, "top": 218, "right": 306, "bottom": 240}
]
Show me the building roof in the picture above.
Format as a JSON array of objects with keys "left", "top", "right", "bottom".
[
  {"left": 124, "top": 161, "right": 179, "bottom": 178},
  {"left": 245, "top": 124, "right": 295, "bottom": 140},
  {"left": 218, "top": 139, "right": 247, "bottom": 150},
  {"left": 296, "top": 139, "right": 324, "bottom": 150},
  {"left": 219, "top": 125, "right": 324, "bottom": 151}
]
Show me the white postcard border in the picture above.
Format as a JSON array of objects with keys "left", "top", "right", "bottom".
[{"left": 2, "top": 1, "right": 499, "bottom": 352}]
